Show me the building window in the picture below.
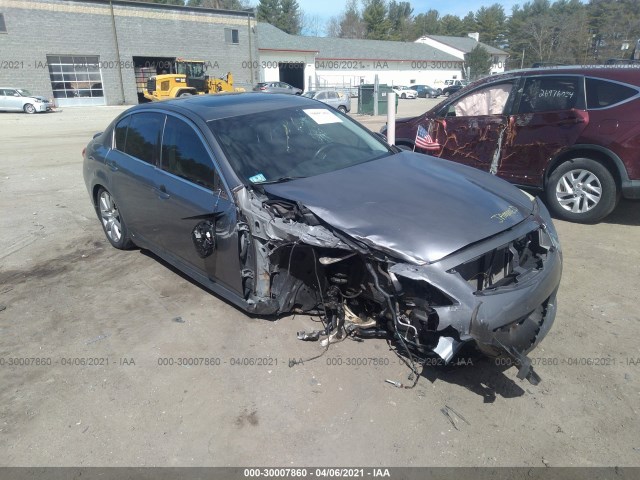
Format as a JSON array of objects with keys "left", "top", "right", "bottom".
[
  {"left": 225, "top": 28, "right": 239, "bottom": 45},
  {"left": 47, "top": 55, "right": 105, "bottom": 106},
  {"left": 0, "top": 13, "right": 7, "bottom": 33}
]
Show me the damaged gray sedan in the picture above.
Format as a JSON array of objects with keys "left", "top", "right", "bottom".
[{"left": 83, "top": 93, "right": 562, "bottom": 384}]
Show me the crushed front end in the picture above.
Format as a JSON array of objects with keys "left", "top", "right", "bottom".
[{"left": 235, "top": 185, "right": 562, "bottom": 385}]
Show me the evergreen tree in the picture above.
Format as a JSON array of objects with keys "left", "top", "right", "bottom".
[
  {"left": 465, "top": 45, "right": 491, "bottom": 79},
  {"left": 362, "top": 0, "right": 391, "bottom": 40},
  {"left": 475, "top": 4, "right": 506, "bottom": 46}
]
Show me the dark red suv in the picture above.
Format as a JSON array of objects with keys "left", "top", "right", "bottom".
[{"left": 388, "top": 67, "right": 640, "bottom": 222}]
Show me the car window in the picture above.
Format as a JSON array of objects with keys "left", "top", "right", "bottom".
[
  {"left": 210, "top": 105, "right": 391, "bottom": 184},
  {"left": 449, "top": 82, "right": 514, "bottom": 117},
  {"left": 328, "top": 92, "right": 339, "bottom": 99},
  {"left": 114, "top": 115, "right": 130, "bottom": 151},
  {"left": 122, "top": 112, "right": 163, "bottom": 165},
  {"left": 316, "top": 92, "right": 327, "bottom": 100},
  {"left": 586, "top": 78, "right": 639, "bottom": 109},
  {"left": 517, "top": 76, "right": 580, "bottom": 114},
  {"left": 161, "top": 115, "right": 218, "bottom": 190}
]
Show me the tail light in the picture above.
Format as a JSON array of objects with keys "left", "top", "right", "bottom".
[
  {"left": 82, "top": 147, "right": 86, "bottom": 157},
  {"left": 259, "top": 86, "right": 267, "bottom": 90}
]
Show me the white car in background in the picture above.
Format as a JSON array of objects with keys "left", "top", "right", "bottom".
[
  {"left": 392, "top": 86, "right": 418, "bottom": 99},
  {"left": 0, "top": 88, "right": 52, "bottom": 113}
]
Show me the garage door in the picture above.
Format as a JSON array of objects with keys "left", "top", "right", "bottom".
[{"left": 47, "top": 55, "right": 106, "bottom": 106}]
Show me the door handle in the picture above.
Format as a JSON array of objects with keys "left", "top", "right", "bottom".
[
  {"left": 556, "top": 117, "right": 585, "bottom": 126},
  {"left": 105, "top": 159, "right": 118, "bottom": 171},
  {"left": 154, "top": 184, "right": 170, "bottom": 200}
]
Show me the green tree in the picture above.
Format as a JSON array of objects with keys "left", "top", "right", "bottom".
[
  {"left": 279, "top": 0, "right": 302, "bottom": 34},
  {"left": 465, "top": 44, "right": 491, "bottom": 79},
  {"left": 257, "top": 0, "right": 303, "bottom": 34},
  {"left": 439, "top": 14, "right": 465, "bottom": 36},
  {"left": 362, "top": 0, "right": 391, "bottom": 40},
  {"left": 387, "top": 1, "right": 413, "bottom": 41},
  {"left": 461, "top": 12, "right": 477, "bottom": 34},
  {"left": 475, "top": 4, "right": 506, "bottom": 46},
  {"left": 411, "top": 10, "right": 440, "bottom": 38},
  {"left": 326, "top": 0, "right": 366, "bottom": 38},
  {"left": 257, "top": 0, "right": 281, "bottom": 25}
]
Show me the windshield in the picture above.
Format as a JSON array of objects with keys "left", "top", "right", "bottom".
[
  {"left": 301, "top": 92, "right": 316, "bottom": 98},
  {"left": 17, "top": 89, "right": 32, "bottom": 96},
  {"left": 209, "top": 105, "right": 391, "bottom": 184},
  {"left": 176, "top": 62, "right": 205, "bottom": 78}
]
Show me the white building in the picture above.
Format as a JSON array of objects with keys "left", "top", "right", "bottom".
[
  {"left": 257, "top": 23, "right": 466, "bottom": 93},
  {"left": 415, "top": 33, "right": 508, "bottom": 81}
]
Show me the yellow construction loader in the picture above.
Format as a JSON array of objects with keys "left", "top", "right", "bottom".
[{"left": 143, "top": 59, "right": 244, "bottom": 101}]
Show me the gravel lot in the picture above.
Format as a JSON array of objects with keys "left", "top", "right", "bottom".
[{"left": 0, "top": 98, "right": 639, "bottom": 468}]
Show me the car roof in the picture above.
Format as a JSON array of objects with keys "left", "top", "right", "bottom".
[{"left": 129, "top": 92, "right": 320, "bottom": 122}]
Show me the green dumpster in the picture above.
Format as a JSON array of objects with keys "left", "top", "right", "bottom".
[{"left": 357, "top": 84, "right": 398, "bottom": 115}]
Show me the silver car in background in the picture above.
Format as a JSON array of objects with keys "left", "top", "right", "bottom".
[
  {"left": 0, "top": 88, "right": 52, "bottom": 113},
  {"left": 253, "top": 81, "right": 302, "bottom": 95},
  {"left": 302, "top": 90, "right": 351, "bottom": 113}
]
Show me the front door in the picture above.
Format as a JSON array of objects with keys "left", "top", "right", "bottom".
[
  {"left": 156, "top": 114, "right": 242, "bottom": 295},
  {"left": 427, "top": 81, "right": 517, "bottom": 171}
]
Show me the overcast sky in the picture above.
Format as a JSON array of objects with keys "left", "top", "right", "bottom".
[{"left": 297, "top": 0, "right": 525, "bottom": 34}]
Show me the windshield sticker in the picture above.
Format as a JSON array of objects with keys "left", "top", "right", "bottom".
[
  {"left": 249, "top": 173, "right": 266, "bottom": 183},
  {"left": 303, "top": 109, "right": 343, "bottom": 125}
]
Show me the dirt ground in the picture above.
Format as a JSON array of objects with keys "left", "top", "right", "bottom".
[{"left": 0, "top": 98, "right": 639, "bottom": 468}]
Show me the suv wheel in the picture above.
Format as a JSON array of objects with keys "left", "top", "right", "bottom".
[
  {"left": 24, "top": 103, "right": 36, "bottom": 114},
  {"left": 546, "top": 158, "right": 619, "bottom": 223}
]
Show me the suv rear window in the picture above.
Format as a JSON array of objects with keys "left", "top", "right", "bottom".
[{"left": 586, "top": 78, "right": 638, "bottom": 109}]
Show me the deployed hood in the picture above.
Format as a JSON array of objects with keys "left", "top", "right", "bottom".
[{"left": 264, "top": 151, "right": 534, "bottom": 264}]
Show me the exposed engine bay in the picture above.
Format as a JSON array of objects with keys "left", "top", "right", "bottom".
[{"left": 232, "top": 185, "right": 563, "bottom": 386}]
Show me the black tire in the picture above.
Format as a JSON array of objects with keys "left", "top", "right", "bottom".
[
  {"left": 545, "top": 158, "right": 619, "bottom": 223},
  {"left": 401, "top": 93, "right": 406, "bottom": 99},
  {"left": 96, "top": 187, "right": 134, "bottom": 249},
  {"left": 24, "top": 103, "right": 36, "bottom": 114},
  {"left": 337, "top": 105, "right": 347, "bottom": 113}
]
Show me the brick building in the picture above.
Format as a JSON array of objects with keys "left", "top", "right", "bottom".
[{"left": 0, "top": 0, "right": 257, "bottom": 106}]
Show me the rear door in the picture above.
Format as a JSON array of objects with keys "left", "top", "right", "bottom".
[
  {"left": 105, "top": 112, "right": 165, "bottom": 246},
  {"left": 426, "top": 80, "right": 517, "bottom": 171},
  {"left": 156, "top": 114, "right": 242, "bottom": 295},
  {"left": 499, "top": 75, "right": 588, "bottom": 187}
]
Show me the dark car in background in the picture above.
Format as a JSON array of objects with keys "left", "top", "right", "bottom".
[
  {"left": 412, "top": 85, "right": 440, "bottom": 98},
  {"left": 253, "top": 81, "right": 302, "bottom": 95},
  {"left": 387, "top": 67, "right": 640, "bottom": 223},
  {"left": 83, "top": 93, "right": 562, "bottom": 383}
]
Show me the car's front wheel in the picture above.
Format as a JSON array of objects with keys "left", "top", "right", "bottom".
[
  {"left": 96, "top": 187, "right": 134, "bottom": 249},
  {"left": 545, "top": 158, "right": 618, "bottom": 223},
  {"left": 401, "top": 93, "right": 406, "bottom": 99},
  {"left": 24, "top": 103, "right": 36, "bottom": 114},
  {"left": 337, "top": 105, "right": 347, "bottom": 113}
]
